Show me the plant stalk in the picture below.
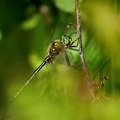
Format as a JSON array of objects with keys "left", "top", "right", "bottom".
[{"left": 75, "top": 0, "right": 97, "bottom": 103}]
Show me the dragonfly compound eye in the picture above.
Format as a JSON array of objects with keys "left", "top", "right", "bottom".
[{"left": 62, "top": 35, "right": 72, "bottom": 47}]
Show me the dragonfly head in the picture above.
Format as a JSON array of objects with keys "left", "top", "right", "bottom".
[{"left": 62, "top": 35, "right": 72, "bottom": 47}]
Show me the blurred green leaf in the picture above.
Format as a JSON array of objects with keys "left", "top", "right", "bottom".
[
  {"left": 21, "top": 14, "right": 40, "bottom": 30},
  {"left": 54, "top": 0, "right": 75, "bottom": 12},
  {"left": 0, "top": 0, "right": 120, "bottom": 120}
]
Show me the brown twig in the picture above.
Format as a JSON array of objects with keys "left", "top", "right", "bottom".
[{"left": 75, "top": 0, "right": 98, "bottom": 104}]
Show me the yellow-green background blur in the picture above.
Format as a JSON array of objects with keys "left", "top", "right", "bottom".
[{"left": 0, "top": 0, "right": 120, "bottom": 120}]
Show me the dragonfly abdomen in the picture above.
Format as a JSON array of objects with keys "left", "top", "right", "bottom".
[{"left": 44, "top": 55, "right": 54, "bottom": 63}]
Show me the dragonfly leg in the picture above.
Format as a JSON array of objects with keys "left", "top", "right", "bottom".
[
  {"left": 71, "top": 37, "right": 78, "bottom": 46},
  {"left": 69, "top": 32, "right": 77, "bottom": 37},
  {"left": 65, "top": 51, "right": 82, "bottom": 69},
  {"left": 69, "top": 47, "right": 79, "bottom": 51},
  {"left": 64, "top": 51, "right": 71, "bottom": 66},
  {"left": 69, "top": 37, "right": 79, "bottom": 51}
]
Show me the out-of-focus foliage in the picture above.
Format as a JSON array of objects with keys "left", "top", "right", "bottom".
[
  {"left": 54, "top": 0, "right": 75, "bottom": 12},
  {"left": 0, "top": 0, "right": 120, "bottom": 120}
]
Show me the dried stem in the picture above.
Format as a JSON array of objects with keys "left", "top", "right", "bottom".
[{"left": 75, "top": 0, "right": 97, "bottom": 103}]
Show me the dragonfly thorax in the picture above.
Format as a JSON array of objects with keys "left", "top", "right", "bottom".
[{"left": 48, "top": 39, "right": 63, "bottom": 56}]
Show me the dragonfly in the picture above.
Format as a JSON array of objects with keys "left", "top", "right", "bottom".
[{"left": 11, "top": 32, "right": 79, "bottom": 102}]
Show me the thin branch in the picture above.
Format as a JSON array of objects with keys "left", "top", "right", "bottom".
[{"left": 75, "top": 0, "right": 97, "bottom": 103}]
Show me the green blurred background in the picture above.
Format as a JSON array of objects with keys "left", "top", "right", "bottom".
[{"left": 0, "top": 0, "right": 120, "bottom": 120}]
